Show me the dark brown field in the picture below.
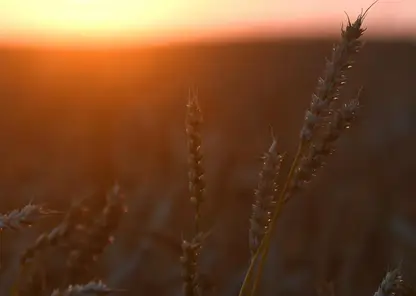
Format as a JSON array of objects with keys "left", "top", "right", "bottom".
[{"left": 0, "top": 37, "right": 415, "bottom": 296}]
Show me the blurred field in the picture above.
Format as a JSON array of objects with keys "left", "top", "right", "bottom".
[{"left": 0, "top": 37, "right": 415, "bottom": 296}]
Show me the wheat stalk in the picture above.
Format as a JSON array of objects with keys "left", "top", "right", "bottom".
[
  {"left": 17, "top": 185, "right": 125, "bottom": 295},
  {"left": 238, "top": 5, "right": 376, "bottom": 295},
  {"left": 186, "top": 89, "right": 205, "bottom": 236},
  {"left": 181, "top": 89, "right": 207, "bottom": 296},
  {"left": 65, "top": 184, "right": 126, "bottom": 285}
]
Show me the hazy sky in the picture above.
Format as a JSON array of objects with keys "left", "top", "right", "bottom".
[{"left": 0, "top": 0, "right": 414, "bottom": 46}]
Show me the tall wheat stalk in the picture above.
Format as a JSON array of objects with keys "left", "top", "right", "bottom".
[
  {"left": 238, "top": 3, "right": 379, "bottom": 295},
  {"left": 180, "top": 90, "right": 207, "bottom": 296}
]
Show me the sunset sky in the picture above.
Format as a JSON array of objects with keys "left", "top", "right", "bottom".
[{"left": 0, "top": 0, "right": 414, "bottom": 47}]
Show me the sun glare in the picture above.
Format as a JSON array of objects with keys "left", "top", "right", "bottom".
[
  {"left": 1, "top": 0, "right": 189, "bottom": 43},
  {"left": 1, "top": 0, "right": 415, "bottom": 46}
]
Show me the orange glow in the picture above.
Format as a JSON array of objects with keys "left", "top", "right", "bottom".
[
  {"left": 2, "top": 0, "right": 188, "bottom": 32},
  {"left": 0, "top": 0, "right": 195, "bottom": 45},
  {"left": 0, "top": 0, "right": 415, "bottom": 47}
]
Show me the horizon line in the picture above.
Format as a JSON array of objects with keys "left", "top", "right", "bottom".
[{"left": 1, "top": 23, "right": 415, "bottom": 50}]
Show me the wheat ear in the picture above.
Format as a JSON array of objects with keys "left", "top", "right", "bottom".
[
  {"left": 238, "top": 6, "right": 374, "bottom": 295},
  {"left": 373, "top": 268, "right": 407, "bottom": 296},
  {"left": 51, "top": 280, "right": 125, "bottom": 296},
  {"left": 249, "top": 127, "right": 283, "bottom": 257},
  {"left": 0, "top": 202, "right": 61, "bottom": 231},
  {"left": 0, "top": 202, "right": 60, "bottom": 269},
  {"left": 65, "top": 183, "right": 126, "bottom": 285},
  {"left": 181, "top": 89, "right": 207, "bottom": 296}
]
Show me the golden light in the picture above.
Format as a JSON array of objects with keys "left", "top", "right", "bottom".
[
  {"left": 0, "top": 0, "right": 191, "bottom": 44},
  {"left": 1, "top": 0, "right": 415, "bottom": 46}
]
